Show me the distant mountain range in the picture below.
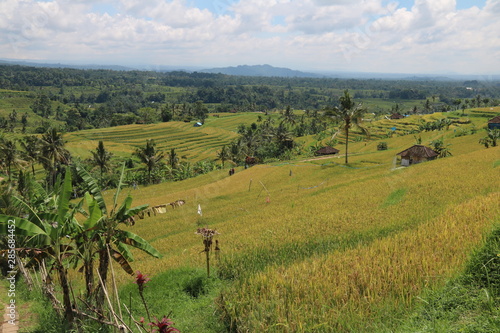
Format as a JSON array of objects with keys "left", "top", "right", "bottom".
[
  {"left": 200, "top": 64, "right": 325, "bottom": 78},
  {"left": 0, "top": 59, "right": 133, "bottom": 71},
  {"left": 1, "top": 59, "right": 498, "bottom": 81}
]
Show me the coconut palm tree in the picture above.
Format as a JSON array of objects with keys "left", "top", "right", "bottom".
[
  {"left": 324, "top": 90, "right": 369, "bottom": 164},
  {"left": 21, "top": 135, "right": 41, "bottom": 176},
  {"left": 38, "top": 128, "right": 71, "bottom": 187},
  {"left": 0, "top": 136, "right": 26, "bottom": 180},
  {"left": 280, "top": 105, "right": 296, "bottom": 127},
  {"left": 134, "top": 139, "right": 165, "bottom": 184},
  {"left": 90, "top": 140, "right": 113, "bottom": 182},
  {"left": 275, "top": 122, "right": 295, "bottom": 152},
  {"left": 217, "top": 145, "right": 230, "bottom": 168},
  {"left": 167, "top": 148, "right": 179, "bottom": 169}
]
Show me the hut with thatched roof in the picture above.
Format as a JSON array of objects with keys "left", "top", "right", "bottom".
[
  {"left": 390, "top": 113, "right": 405, "bottom": 120},
  {"left": 315, "top": 146, "right": 340, "bottom": 156},
  {"left": 488, "top": 115, "right": 500, "bottom": 130},
  {"left": 396, "top": 145, "right": 438, "bottom": 166}
]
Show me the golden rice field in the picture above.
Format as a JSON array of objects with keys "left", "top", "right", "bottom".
[
  {"left": 81, "top": 107, "right": 500, "bottom": 332},
  {"left": 64, "top": 112, "right": 279, "bottom": 161}
]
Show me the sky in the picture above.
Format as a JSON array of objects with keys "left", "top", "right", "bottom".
[{"left": 0, "top": 0, "right": 499, "bottom": 74}]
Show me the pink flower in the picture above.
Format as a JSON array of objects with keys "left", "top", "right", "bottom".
[
  {"left": 149, "top": 316, "right": 180, "bottom": 333},
  {"left": 134, "top": 271, "right": 150, "bottom": 292}
]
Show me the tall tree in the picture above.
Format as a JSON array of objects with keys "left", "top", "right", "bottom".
[
  {"left": 38, "top": 128, "right": 71, "bottom": 186},
  {"left": 90, "top": 140, "right": 113, "bottom": 182},
  {"left": 21, "top": 135, "right": 41, "bottom": 176},
  {"left": 21, "top": 113, "right": 28, "bottom": 133},
  {"left": 217, "top": 145, "right": 229, "bottom": 168},
  {"left": 167, "top": 148, "right": 179, "bottom": 169},
  {"left": 134, "top": 139, "right": 165, "bottom": 184},
  {"left": 274, "top": 122, "right": 294, "bottom": 152},
  {"left": 424, "top": 99, "right": 432, "bottom": 114},
  {"left": 324, "top": 90, "right": 369, "bottom": 164},
  {"left": 0, "top": 136, "right": 25, "bottom": 180},
  {"left": 280, "top": 105, "right": 296, "bottom": 127},
  {"left": 193, "top": 100, "right": 208, "bottom": 124},
  {"left": 30, "top": 94, "right": 52, "bottom": 118}
]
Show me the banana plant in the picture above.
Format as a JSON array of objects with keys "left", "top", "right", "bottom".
[
  {"left": 0, "top": 168, "right": 81, "bottom": 324},
  {"left": 75, "top": 162, "right": 161, "bottom": 306},
  {"left": 1, "top": 163, "right": 162, "bottom": 323}
]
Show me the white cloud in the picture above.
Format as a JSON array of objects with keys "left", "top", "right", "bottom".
[{"left": 0, "top": 0, "right": 498, "bottom": 73}]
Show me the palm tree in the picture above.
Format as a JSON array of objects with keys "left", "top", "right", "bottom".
[
  {"left": 241, "top": 127, "right": 260, "bottom": 152},
  {"left": 217, "top": 145, "right": 229, "bottom": 168},
  {"left": 228, "top": 140, "right": 246, "bottom": 165},
  {"left": 38, "top": 128, "right": 70, "bottom": 186},
  {"left": 479, "top": 129, "right": 499, "bottom": 148},
  {"left": 90, "top": 140, "right": 113, "bottom": 182},
  {"left": 167, "top": 148, "right": 179, "bottom": 169},
  {"left": 430, "top": 139, "right": 452, "bottom": 158},
  {"left": 134, "top": 139, "right": 165, "bottom": 184},
  {"left": 275, "top": 122, "right": 294, "bottom": 152},
  {"left": 324, "top": 90, "right": 369, "bottom": 164},
  {"left": 280, "top": 105, "right": 296, "bottom": 127},
  {"left": 0, "top": 136, "right": 26, "bottom": 180},
  {"left": 21, "top": 136, "right": 41, "bottom": 176}
]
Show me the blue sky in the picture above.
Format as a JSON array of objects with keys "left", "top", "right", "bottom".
[{"left": 1, "top": 0, "right": 498, "bottom": 74}]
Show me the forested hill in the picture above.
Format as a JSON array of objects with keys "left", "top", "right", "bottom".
[
  {"left": 200, "top": 64, "right": 324, "bottom": 78},
  {"left": 1, "top": 63, "right": 499, "bottom": 134}
]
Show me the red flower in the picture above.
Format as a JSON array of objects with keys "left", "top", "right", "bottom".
[
  {"left": 149, "top": 316, "right": 180, "bottom": 333},
  {"left": 134, "top": 271, "right": 150, "bottom": 292}
]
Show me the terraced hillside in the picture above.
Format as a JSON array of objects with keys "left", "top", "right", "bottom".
[
  {"left": 81, "top": 108, "right": 499, "bottom": 332},
  {"left": 64, "top": 115, "right": 247, "bottom": 161}
]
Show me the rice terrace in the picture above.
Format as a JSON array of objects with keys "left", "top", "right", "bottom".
[{"left": 0, "top": 65, "right": 499, "bottom": 333}]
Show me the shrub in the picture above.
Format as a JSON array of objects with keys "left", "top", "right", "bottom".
[{"left": 377, "top": 142, "right": 388, "bottom": 150}]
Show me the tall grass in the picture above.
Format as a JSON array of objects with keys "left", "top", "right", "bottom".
[
  {"left": 91, "top": 140, "right": 498, "bottom": 331},
  {"left": 219, "top": 192, "right": 499, "bottom": 332}
]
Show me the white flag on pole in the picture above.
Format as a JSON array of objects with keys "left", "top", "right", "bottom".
[{"left": 197, "top": 204, "right": 202, "bottom": 216}]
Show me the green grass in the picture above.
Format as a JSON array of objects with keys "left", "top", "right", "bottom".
[
  {"left": 381, "top": 188, "right": 407, "bottom": 207},
  {"left": 119, "top": 267, "right": 227, "bottom": 333}
]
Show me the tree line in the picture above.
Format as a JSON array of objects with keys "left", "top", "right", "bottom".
[{"left": 2, "top": 64, "right": 500, "bottom": 133}]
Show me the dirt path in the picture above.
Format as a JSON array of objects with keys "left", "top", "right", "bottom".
[
  {"left": 300, "top": 154, "right": 343, "bottom": 162},
  {"left": 1, "top": 307, "right": 18, "bottom": 333},
  {"left": 0, "top": 284, "right": 18, "bottom": 333}
]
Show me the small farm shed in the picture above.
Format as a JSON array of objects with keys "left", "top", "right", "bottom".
[
  {"left": 488, "top": 116, "right": 500, "bottom": 129},
  {"left": 396, "top": 145, "right": 438, "bottom": 166},
  {"left": 193, "top": 122, "right": 203, "bottom": 127},
  {"left": 390, "top": 113, "right": 405, "bottom": 119},
  {"left": 315, "top": 146, "right": 340, "bottom": 156}
]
